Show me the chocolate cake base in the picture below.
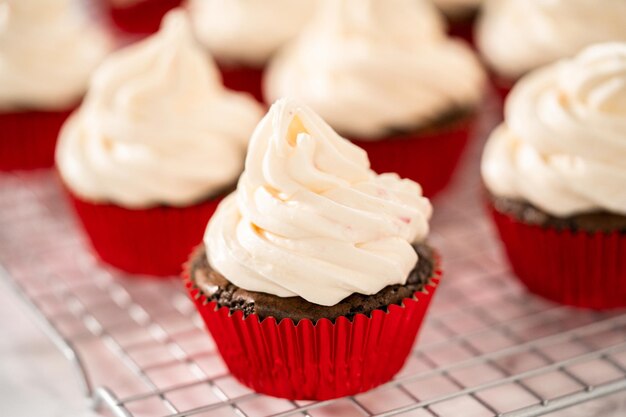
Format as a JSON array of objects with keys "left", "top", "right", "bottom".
[
  {"left": 188, "top": 244, "right": 436, "bottom": 323},
  {"left": 490, "top": 194, "right": 626, "bottom": 233}
]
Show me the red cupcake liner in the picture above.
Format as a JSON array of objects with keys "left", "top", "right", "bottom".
[
  {"left": 490, "top": 204, "right": 626, "bottom": 309},
  {"left": 185, "top": 265, "right": 441, "bottom": 400},
  {"left": 104, "top": 0, "right": 182, "bottom": 35},
  {"left": 351, "top": 115, "right": 476, "bottom": 198},
  {"left": 218, "top": 64, "right": 265, "bottom": 103},
  {"left": 0, "top": 109, "right": 73, "bottom": 171},
  {"left": 66, "top": 188, "right": 224, "bottom": 276}
]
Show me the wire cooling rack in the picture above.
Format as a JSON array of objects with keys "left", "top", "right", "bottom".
[{"left": 2, "top": 106, "right": 626, "bottom": 417}]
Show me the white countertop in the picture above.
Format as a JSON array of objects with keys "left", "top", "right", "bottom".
[{"left": 0, "top": 278, "right": 97, "bottom": 417}]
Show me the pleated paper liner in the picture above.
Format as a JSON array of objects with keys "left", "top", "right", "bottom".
[
  {"left": 66, "top": 188, "right": 224, "bottom": 277},
  {"left": 218, "top": 64, "right": 265, "bottom": 103},
  {"left": 104, "top": 0, "right": 182, "bottom": 35},
  {"left": 0, "top": 109, "right": 73, "bottom": 171},
  {"left": 185, "top": 260, "right": 441, "bottom": 400},
  {"left": 351, "top": 114, "right": 476, "bottom": 197},
  {"left": 490, "top": 204, "right": 626, "bottom": 309}
]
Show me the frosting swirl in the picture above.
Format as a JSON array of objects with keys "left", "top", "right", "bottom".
[
  {"left": 56, "top": 10, "right": 263, "bottom": 208},
  {"left": 477, "top": 0, "right": 626, "bottom": 80},
  {"left": 0, "top": 0, "right": 113, "bottom": 110},
  {"left": 482, "top": 43, "right": 626, "bottom": 217},
  {"left": 264, "top": 0, "right": 486, "bottom": 140},
  {"left": 205, "top": 99, "right": 433, "bottom": 306},
  {"left": 187, "top": 0, "right": 315, "bottom": 67}
]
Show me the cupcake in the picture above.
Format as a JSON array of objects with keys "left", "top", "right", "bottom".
[
  {"left": 187, "top": 0, "right": 315, "bottom": 102},
  {"left": 481, "top": 43, "right": 626, "bottom": 309},
  {"left": 265, "top": 0, "right": 486, "bottom": 197},
  {"left": 432, "top": 0, "right": 483, "bottom": 45},
  {"left": 186, "top": 98, "right": 440, "bottom": 400},
  {"left": 477, "top": 0, "right": 626, "bottom": 101},
  {"left": 56, "top": 11, "right": 263, "bottom": 276},
  {"left": 102, "top": 0, "right": 182, "bottom": 35},
  {"left": 0, "top": 0, "right": 112, "bottom": 171}
]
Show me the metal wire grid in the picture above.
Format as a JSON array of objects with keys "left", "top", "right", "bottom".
[{"left": 2, "top": 138, "right": 626, "bottom": 417}]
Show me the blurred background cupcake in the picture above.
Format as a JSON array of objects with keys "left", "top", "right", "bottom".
[
  {"left": 187, "top": 0, "right": 315, "bottom": 102},
  {"left": 56, "top": 10, "right": 263, "bottom": 276},
  {"left": 481, "top": 43, "right": 626, "bottom": 309},
  {"left": 265, "top": 0, "right": 486, "bottom": 197},
  {"left": 431, "top": 0, "right": 483, "bottom": 45},
  {"left": 101, "top": 0, "right": 182, "bottom": 35},
  {"left": 477, "top": 0, "right": 626, "bottom": 102},
  {"left": 0, "top": 0, "right": 112, "bottom": 171}
]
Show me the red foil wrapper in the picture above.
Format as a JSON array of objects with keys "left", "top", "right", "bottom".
[
  {"left": 0, "top": 109, "right": 72, "bottom": 171},
  {"left": 351, "top": 115, "right": 475, "bottom": 197},
  {"left": 218, "top": 64, "right": 265, "bottom": 103},
  {"left": 185, "top": 267, "right": 441, "bottom": 400},
  {"left": 67, "top": 189, "right": 223, "bottom": 276},
  {"left": 490, "top": 204, "right": 626, "bottom": 309},
  {"left": 104, "top": 0, "right": 182, "bottom": 34}
]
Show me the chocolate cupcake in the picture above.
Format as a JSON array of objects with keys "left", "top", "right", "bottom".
[
  {"left": 56, "top": 11, "right": 263, "bottom": 276},
  {"left": 186, "top": 98, "right": 440, "bottom": 400},
  {"left": 264, "top": 0, "right": 486, "bottom": 197},
  {"left": 481, "top": 43, "right": 626, "bottom": 309}
]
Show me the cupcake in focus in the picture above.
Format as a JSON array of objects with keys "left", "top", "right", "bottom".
[
  {"left": 432, "top": 0, "right": 483, "bottom": 44},
  {"left": 187, "top": 0, "right": 315, "bottom": 102},
  {"left": 56, "top": 10, "right": 263, "bottom": 276},
  {"left": 102, "top": 0, "right": 182, "bottom": 35},
  {"left": 0, "top": 0, "right": 112, "bottom": 171},
  {"left": 482, "top": 43, "right": 626, "bottom": 309},
  {"left": 186, "top": 98, "right": 440, "bottom": 400},
  {"left": 265, "top": 0, "right": 486, "bottom": 197},
  {"left": 477, "top": 0, "right": 626, "bottom": 101}
]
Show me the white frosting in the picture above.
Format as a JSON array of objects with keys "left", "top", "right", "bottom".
[
  {"left": 0, "top": 0, "right": 113, "bottom": 111},
  {"left": 56, "top": 10, "right": 263, "bottom": 208},
  {"left": 265, "top": 0, "right": 486, "bottom": 140},
  {"left": 205, "top": 99, "right": 433, "bottom": 306},
  {"left": 482, "top": 43, "right": 626, "bottom": 217},
  {"left": 432, "top": 0, "right": 482, "bottom": 17},
  {"left": 477, "top": 0, "right": 626, "bottom": 80},
  {"left": 187, "top": 0, "right": 315, "bottom": 67}
]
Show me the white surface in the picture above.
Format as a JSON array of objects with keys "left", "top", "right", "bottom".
[{"left": 0, "top": 278, "right": 97, "bottom": 417}]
